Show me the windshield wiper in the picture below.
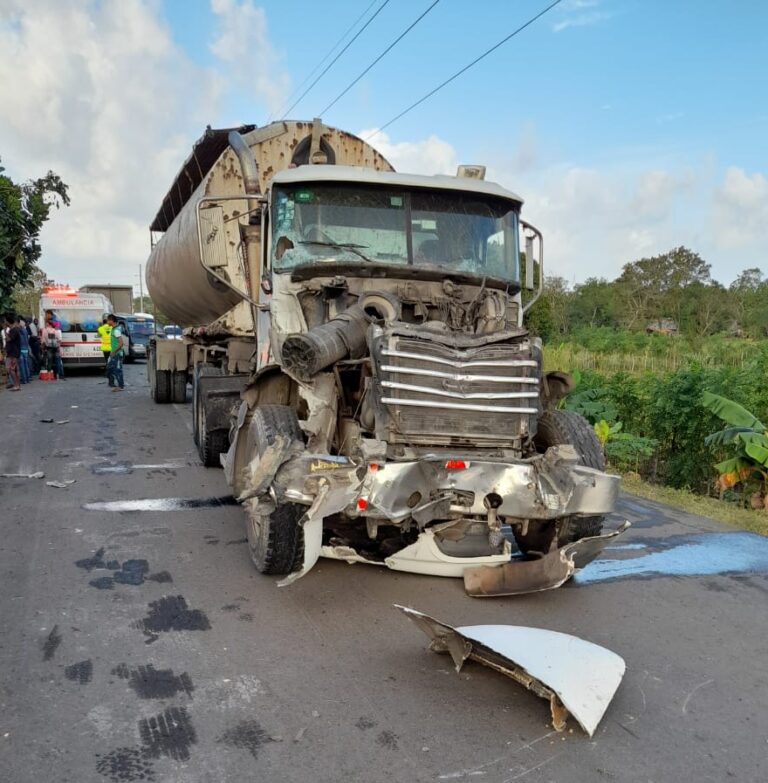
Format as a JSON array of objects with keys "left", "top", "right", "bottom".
[{"left": 298, "top": 240, "right": 374, "bottom": 264}]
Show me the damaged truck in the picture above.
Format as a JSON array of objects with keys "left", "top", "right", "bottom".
[{"left": 145, "top": 119, "right": 623, "bottom": 595}]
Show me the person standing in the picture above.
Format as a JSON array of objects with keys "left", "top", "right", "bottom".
[
  {"left": 98, "top": 317, "right": 112, "bottom": 371},
  {"left": 41, "top": 311, "right": 65, "bottom": 380},
  {"left": 28, "top": 316, "right": 41, "bottom": 373},
  {"left": 17, "top": 316, "right": 31, "bottom": 384},
  {"left": 4, "top": 315, "right": 21, "bottom": 391},
  {"left": 106, "top": 314, "right": 125, "bottom": 391}
]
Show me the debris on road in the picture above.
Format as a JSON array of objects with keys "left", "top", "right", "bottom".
[
  {"left": 46, "top": 479, "right": 76, "bottom": 489},
  {"left": 464, "top": 521, "right": 632, "bottom": 597},
  {"left": 39, "top": 418, "right": 54, "bottom": 423},
  {"left": 396, "top": 605, "right": 625, "bottom": 737},
  {"left": 1, "top": 471, "right": 44, "bottom": 479}
]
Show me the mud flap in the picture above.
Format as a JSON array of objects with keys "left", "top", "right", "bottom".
[
  {"left": 463, "top": 521, "right": 631, "bottom": 597},
  {"left": 396, "top": 605, "right": 626, "bottom": 737}
]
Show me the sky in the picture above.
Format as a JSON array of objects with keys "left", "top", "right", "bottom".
[{"left": 1, "top": 0, "right": 766, "bottom": 295}]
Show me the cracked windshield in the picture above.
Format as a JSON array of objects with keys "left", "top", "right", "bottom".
[{"left": 272, "top": 184, "right": 520, "bottom": 283}]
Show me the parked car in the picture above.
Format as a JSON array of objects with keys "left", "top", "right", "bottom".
[
  {"left": 163, "top": 325, "right": 183, "bottom": 340},
  {"left": 116, "top": 313, "right": 157, "bottom": 362}
]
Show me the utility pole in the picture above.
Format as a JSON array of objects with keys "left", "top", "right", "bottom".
[{"left": 138, "top": 263, "right": 145, "bottom": 313}]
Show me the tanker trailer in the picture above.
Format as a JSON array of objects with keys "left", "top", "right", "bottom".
[
  {"left": 146, "top": 120, "right": 393, "bottom": 464},
  {"left": 145, "top": 119, "right": 624, "bottom": 596}
]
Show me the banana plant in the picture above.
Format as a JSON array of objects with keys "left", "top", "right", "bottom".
[{"left": 702, "top": 391, "right": 768, "bottom": 490}]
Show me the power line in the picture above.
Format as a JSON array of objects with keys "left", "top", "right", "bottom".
[
  {"left": 271, "top": 0, "right": 379, "bottom": 121},
  {"left": 280, "top": 0, "right": 391, "bottom": 120},
  {"left": 366, "top": 0, "right": 564, "bottom": 140},
  {"left": 318, "top": 0, "right": 442, "bottom": 117}
]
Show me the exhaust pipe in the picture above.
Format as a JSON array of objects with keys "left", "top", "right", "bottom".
[{"left": 228, "top": 131, "right": 260, "bottom": 195}]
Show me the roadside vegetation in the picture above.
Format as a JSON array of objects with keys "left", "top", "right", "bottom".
[{"left": 535, "top": 247, "right": 768, "bottom": 534}]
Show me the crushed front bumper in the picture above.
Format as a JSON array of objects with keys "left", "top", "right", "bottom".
[{"left": 262, "top": 444, "right": 622, "bottom": 590}]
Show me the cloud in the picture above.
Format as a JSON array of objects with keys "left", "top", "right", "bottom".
[
  {"left": 712, "top": 167, "right": 768, "bottom": 251},
  {"left": 359, "top": 129, "right": 459, "bottom": 175},
  {"left": 552, "top": 0, "right": 613, "bottom": 32},
  {"left": 209, "top": 0, "right": 289, "bottom": 116},
  {"left": 0, "top": 0, "right": 287, "bottom": 289}
]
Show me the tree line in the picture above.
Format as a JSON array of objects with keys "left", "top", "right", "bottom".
[{"left": 527, "top": 246, "right": 768, "bottom": 341}]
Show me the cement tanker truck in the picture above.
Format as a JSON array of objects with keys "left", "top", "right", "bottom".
[{"left": 145, "top": 119, "right": 624, "bottom": 596}]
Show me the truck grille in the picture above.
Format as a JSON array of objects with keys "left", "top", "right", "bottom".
[{"left": 372, "top": 331, "right": 539, "bottom": 448}]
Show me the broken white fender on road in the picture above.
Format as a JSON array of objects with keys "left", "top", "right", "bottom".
[{"left": 396, "top": 605, "right": 625, "bottom": 737}]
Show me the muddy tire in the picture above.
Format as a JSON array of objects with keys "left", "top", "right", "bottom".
[
  {"left": 516, "top": 410, "right": 605, "bottom": 552},
  {"left": 154, "top": 369, "right": 171, "bottom": 404},
  {"left": 192, "top": 365, "right": 224, "bottom": 446},
  {"left": 198, "top": 396, "right": 228, "bottom": 468},
  {"left": 535, "top": 410, "right": 605, "bottom": 471},
  {"left": 246, "top": 405, "right": 305, "bottom": 575},
  {"left": 171, "top": 371, "right": 187, "bottom": 404}
]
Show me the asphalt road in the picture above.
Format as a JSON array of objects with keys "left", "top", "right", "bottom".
[{"left": 1, "top": 365, "right": 767, "bottom": 783}]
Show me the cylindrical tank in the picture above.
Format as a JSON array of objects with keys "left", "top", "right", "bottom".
[{"left": 145, "top": 120, "right": 393, "bottom": 327}]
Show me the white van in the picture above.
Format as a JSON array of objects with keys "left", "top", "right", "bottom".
[{"left": 40, "top": 288, "right": 110, "bottom": 368}]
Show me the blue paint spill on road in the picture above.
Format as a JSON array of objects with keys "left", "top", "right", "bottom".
[
  {"left": 577, "top": 532, "right": 768, "bottom": 584},
  {"left": 605, "top": 543, "right": 648, "bottom": 551}
]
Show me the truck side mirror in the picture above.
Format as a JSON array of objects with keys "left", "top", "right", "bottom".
[
  {"left": 199, "top": 205, "right": 228, "bottom": 269},
  {"left": 525, "top": 234, "right": 535, "bottom": 290}
]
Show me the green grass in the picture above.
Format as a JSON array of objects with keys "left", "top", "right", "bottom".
[{"left": 620, "top": 473, "right": 768, "bottom": 536}]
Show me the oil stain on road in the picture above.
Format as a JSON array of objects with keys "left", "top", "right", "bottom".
[{"left": 135, "top": 595, "right": 211, "bottom": 644}]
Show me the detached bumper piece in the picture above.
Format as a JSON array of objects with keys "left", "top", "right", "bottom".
[
  {"left": 464, "top": 521, "right": 631, "bottom": 597},
  {"left": 396, "top": 605, "right": 625, "bottom": 737}
]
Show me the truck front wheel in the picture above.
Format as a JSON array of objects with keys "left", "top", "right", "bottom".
[
  {"left": 245, "top": 405, "right": 305, "bottom": 575},
  {"left": 516, "top": 410, "right": 606, "bottom": 552}
]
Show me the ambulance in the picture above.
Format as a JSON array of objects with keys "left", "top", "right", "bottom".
[{"left": 40, "top": 286, "right": 110, "bottom": 368}]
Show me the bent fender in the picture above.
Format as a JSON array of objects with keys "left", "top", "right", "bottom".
[{"left": 396, "top": 605, "right": 626, "bottom": 737}]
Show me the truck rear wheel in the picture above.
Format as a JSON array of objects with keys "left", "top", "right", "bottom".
[
  {"left": 198, "top": 397, "right": 229, "bottom": 467},
  {"left": 516, "top": 410, "right": 606, "bottom": 552},
  {"left": 148, "top": 346, "right": 171, "bottom": 403},
  {"left": 171, "top": 370, "right": 187, "bottom": 404},
  {"left": 193, "top": 365, "right": 224, "bottom": 446},
  {"left": 246, "top": 405, "right": 305, "bottom": 575},
  {"left": 154, "top": 370, "right": 171, "bottom": 403}
]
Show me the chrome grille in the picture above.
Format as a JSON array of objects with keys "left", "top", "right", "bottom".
[{"left": 374, "top": 333, "right": 539, "bottom": 447}]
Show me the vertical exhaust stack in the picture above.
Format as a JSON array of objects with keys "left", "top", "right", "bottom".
[{"left": 228, "top": 131, "right": 260, "bottom": 197}]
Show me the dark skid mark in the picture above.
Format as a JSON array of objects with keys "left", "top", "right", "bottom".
[
  {"left": 95, "top": 747, "right": 155, "bottom": 782},
  {"left": 43, "top": 625, "right": 62, "bottom": 661},
  {"left": 238, "top": 613, "right": 253, "bottom": 622},
  {"left": 376, "top": 730, "right": 399, "bottom": 750},
  {"left": 114, "top": 559, "right": 149, "bottom": 586},
  {"left": 356, "top": 716, "right": 376, "bottom": 731},
  {"left": 226, "top": 537, "right": 248, "bottom": 545},
  {"left": 139, "top": 706, "right": 197, "bottom": 761},
  {"left": 218, "top": 719, "right": 272, "bottom": 760},
  {"left": 112, "top": 663, "right": 194, "bottom": 700},
  {"left": 65, "top": 659, "right": 93, "bottom": 684},
  {"left": 221, "top": 604, "right": 240, "bottom": 612},
  {"left": 83, "top": 496, "right": 238, "bottom": 513},
  {"left": 76, "top": 547, "right": 107, "bottom": 571},
  {"left": 136, "top": 595, "right": 211, "bottom": 644},
  {"left": 146, "top": 571, "right": 173, "bottom": 584},
  {"left": 90, "top": 576, "right": 115, "bottom": 590}
]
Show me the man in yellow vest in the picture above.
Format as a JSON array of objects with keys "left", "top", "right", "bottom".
[{"left": 98, "top": 317, "right": 112, "bottom": 371}]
